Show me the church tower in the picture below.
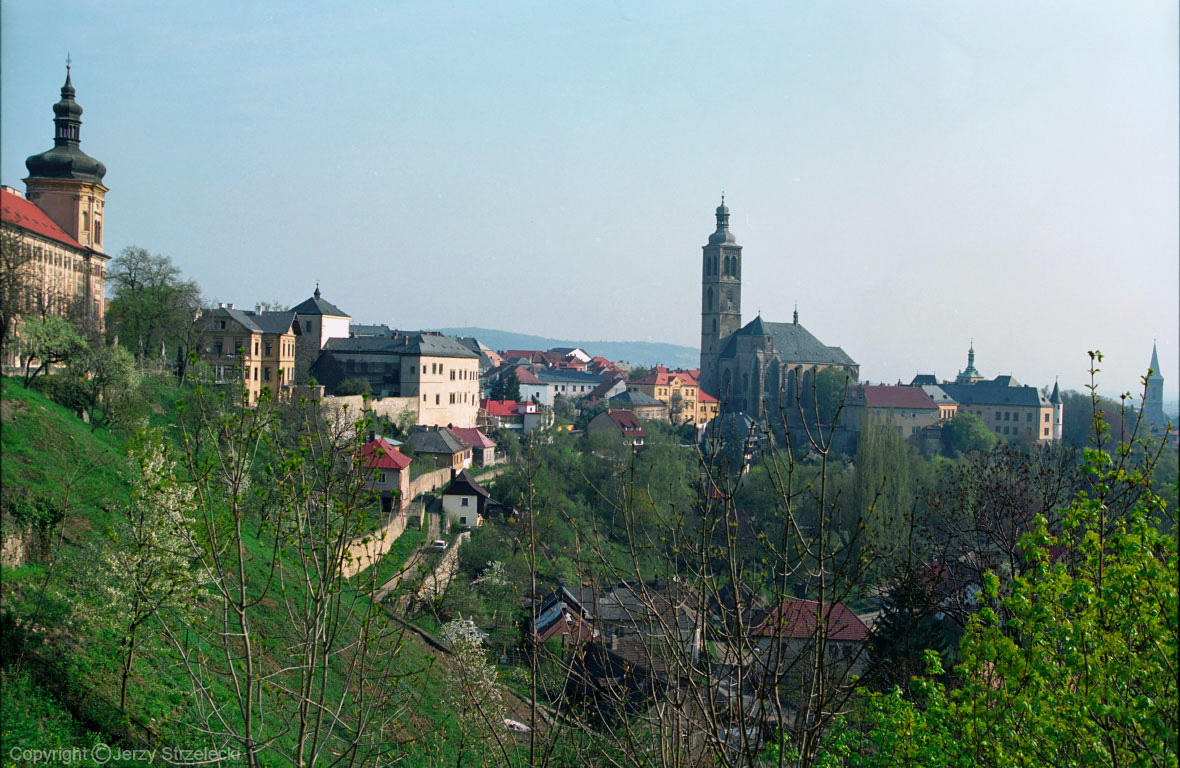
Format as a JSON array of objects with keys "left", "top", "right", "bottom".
[
  {"left": 24, "top": 65, "right": 108, "bottom": 252},
  {"left": 1144, "top": 343, "right": 1168, "bottom": 430},
  {"left": 700, "top": 197, "right": 742, "bottom": 395}
]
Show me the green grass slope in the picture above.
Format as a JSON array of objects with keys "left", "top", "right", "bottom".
[{"left": 0, "top": 376, "right": 497, "bottom": 766}]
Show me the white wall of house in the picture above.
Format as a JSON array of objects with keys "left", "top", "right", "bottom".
[
  {"left": 519, "top": 381, "right": 553, "bottom": 407},
  {"left": 320, "top": 315, "right": 351, "bottom": 348},
  {"left": 442, "top": 493, "right": 481, "bottom": 528}
]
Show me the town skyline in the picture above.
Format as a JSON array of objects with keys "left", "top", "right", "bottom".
[{"left": 2, "top": 1, "right": 1176, "bottom": 401}]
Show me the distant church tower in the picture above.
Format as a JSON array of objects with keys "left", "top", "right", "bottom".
[
  {"left": 699, "top": 197, "right": 742, "bottom": 395},
  {"left": 1144, "top": 343, "right": 1168, "bottom": 430},
  {"left": 956, "top": 342, "right": 984, "bottom": 384},
  {"left": 24, "top": 65, "right": 108, "bottom": 252}
]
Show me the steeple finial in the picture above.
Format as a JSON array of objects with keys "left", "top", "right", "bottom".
[
  {"left": 793, "top": 304, "right": 799, "bottom": 325},
  {"left": 314, "top": 282, "right": 321, "bottom": 299}
]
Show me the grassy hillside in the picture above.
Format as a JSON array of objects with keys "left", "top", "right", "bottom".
[{"left": 0, "top": 376, "right": 510, "bottom": 766}]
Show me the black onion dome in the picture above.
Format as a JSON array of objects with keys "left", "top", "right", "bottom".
[{"left": 25, "top": 70, "right": 107, "bottom": 185}]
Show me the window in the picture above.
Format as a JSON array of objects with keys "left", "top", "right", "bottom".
[
  {"left": 265, "top": 343, "right": 272, "bottom": 356},
  {"left": 461, "top": 497, "right": 470, "bottom": 507},
  {"left": 435, "top": 394, "right": 440, "bottom": 405},
  {"left": 264, "top": 367, "right": 271, "bottom": 382},
  {"left": 379, "top": 472, "right": 387, "bottom": 483},
  {"left": 219, "top": 320, "right": 226, "bottom": 330},
  {"left": 1026, "top": 412, "right": 1033, "bottom": 422},
  {"left": 305, "top": 320, "right": 311, "bottom": 332},
  {"left": 94, "top": 220, "right": 101, "bottom": 244},
  {"left": 1044, "top": 413, "right": 1050, "bottom": 422},
  {"left": 254, "top": 367, "right": 259, "bottom": 381},
  {"left": 459, "top": 516, "right": 468, "bottom": 526},
  {"left": 1003, "top": 412, "right": 1010, "bottom": 421},
  {"left": 1044, "top": 427, "right": 1049, "bottom": 436},
  {"left": 254, "top": 341, "right": 259, "bottom": 356},
  {"left": 995, "top": 411, "right": 1001, "bottom": 420}
]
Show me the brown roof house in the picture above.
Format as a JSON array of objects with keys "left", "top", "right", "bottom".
[
  {"left": 587, "top": 409, "right": 647, "bottom": 446},
  {"left": 440, "top": 469, "right": 491, "bottom": 529},
  {"left": 747, "top": 599, "right": 869, "bottom": 698}
]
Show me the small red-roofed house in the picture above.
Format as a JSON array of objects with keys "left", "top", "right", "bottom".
[
  {"left": 749, "top": 599, "right": 869, "bottom": 686},
  {"left": 359, "top": 437, "right": 413, "bottom": 513},
  {"left": 845, "top": 384, "right": 942, "bottom": 442},
  {"left": 587, "top": 409, "right": 647, "bottom": 446},
  {"left": 480, "top": 398, "right": 552, "bottom": 434},
  {"left": 449, "top": 425, "right": 497, "bottom": 466}
]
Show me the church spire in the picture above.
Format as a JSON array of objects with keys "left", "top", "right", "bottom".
[
  {"left": 1150, "top": 341, "right": 1161, "bottom": 376},
  {"left": 793, "top": 304, "right": 799, "bottom": 325},
  {"left": 25, "top": 63, "right": 107, "bottom": 184}
]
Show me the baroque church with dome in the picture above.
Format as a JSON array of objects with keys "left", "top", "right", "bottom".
[
  {"left": 1, "top": 66, "right": 109, "bottom": 367},
  {"left": 698, "top": 200, "right": 858, "bottom": 420}
]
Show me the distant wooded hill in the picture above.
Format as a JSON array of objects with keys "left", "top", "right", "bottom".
[{"left": 432, "top": 327, "right": 699, "bottom": 369}]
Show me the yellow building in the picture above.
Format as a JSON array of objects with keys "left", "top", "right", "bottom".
[
  {"left": 629, "top": 366, "right": 716, "bottom": 426},
  {"left": 195, "top": 305, "right": 299, "bottom": 406}
]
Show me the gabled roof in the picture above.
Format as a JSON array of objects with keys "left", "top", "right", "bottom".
[
  {"left": 324, "top": 332, "right": 478, "bottom": 359},
  {"left": 586, "top": 376, "right": 627, "bottom": 402},
  {"left": 940, "top": 378, "right": 1051, "bottom": 408},
  {"left": 611, "top": 390, "right": 665, "bottom": 408},
  {"left": 632, "top": 365, "right": 697, "bottom": 387},
  {"left": 921, "top": 384, "right": 955, "bottom": 404},
  {"left": 204, "top": 307, "right": 298, "bottom": 335},
  {"left": 535, "top": 368, "right": 604, "bottom": 385},
  {"left": 443, "top": 469, "right": 491, "bottom": 499},
  {"left": 291, "top": 287, "right": 348, "bottom": 318},
  {"left": 481, "top": 399, "right": 522, "bottom": 417},
  {"left": 1, "top": 187, "right": 84, "bottom": 250},
  {"left": 724, "top": 316, "right": 856, "bottom": 366},
  {"left": 607, "top": 409, "right": 646, "bottom": 435},
  {"left": 513, "top": 366, "right": 546, "bottom": 385},
  {"left": 360, "top": 438, "right": 413, "bottom": 470},
  {"left": 853, "top": 385, "right": 938, "bottom": 410},
  {"left": 408, "top": 426, "right": 470, "bottom": 456},
  {"left": 752, "top": 599, "right": 867, "bottom": 642},
  {"left": 449, "top": 426, "right": 496, "bottom": 450}
]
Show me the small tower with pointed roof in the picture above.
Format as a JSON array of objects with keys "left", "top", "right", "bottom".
[
  {"left": 700, "top": 196, "right": 743, "bottom": 395},
  {"left": 24, "top": 64, "right": 108, "bottom": 252},
  {"left": 955, "top": 342, "right": 984, "bottom": 384},
  {"left": 1144, "top": 343, "right": 1168, "bottom": 430},
  {"left": 1049, "top": 379, "right": 1064, "bottom": 441}
]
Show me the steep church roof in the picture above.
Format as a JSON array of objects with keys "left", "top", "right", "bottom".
[
  {"left": 292, "top": 285, "right": 348, "bottom": 317},
  {"left": 1, "top": 187, "right": 83, "bottom": 249},
  {"left": 723, "top": 316, "right": 856, "bottom": 366}
]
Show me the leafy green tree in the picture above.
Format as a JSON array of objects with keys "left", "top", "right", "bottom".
[
  {"left": 817, "top": 377, "right": 1178, "bottom": 768},
  {"left": 105, "top": 246, "right": 201, "bottom": 363},
  {"left": 68, "top": 343, "right": 142, "bottom": 430},
  {"left": 491, "top": 369, "right": 521, "bottom": 401},
  {"left": 101, "top": 427, "right": 198, "bottom": 710},
  {"left": 627, "top": 365, "right": 649, "bottom": 382},
  {"left": 334, "top": 376, "right": 371, "bottom": 396},
  {"left": 940, "top": 410, "right": 998, "bottom": 456},
  {"left": 552, "top": 394, "right": 576, "bottom": 424},
  {"left": 802, "top": 366, "right": 851, "bottom": 426},
  {"left": 18, "top": 316, "right": 87, "bottom": 385}
]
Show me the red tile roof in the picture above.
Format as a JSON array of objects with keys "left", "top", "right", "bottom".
[
  {"left": 481, "top": 398, "right": 521, "bottom": 417},
  {"left": 449, "top": 426, "right": 496, "bottom": 449},
  {"left": 698, "top": 390, "right": 719, "bottom": 404},
  {"left": 752, "top": 599, "right": 868, "bottom": 642},
  {"left": 633, "top": 365, "right": 699, "bottom": 388},
  {"left": 513, "top": 365, "right": 546, "bottom": 385},
  {"left": 1, "top": 188, "right": 84, "bottom": 250},
  {"left": 359, "top": 438, "right": 413, "bottom": 470},
  {"left": 608, "top": 409, "right": 646, "bottom": 436},
  {"left": 855, "top": 385, "right": 938, "bottom": 410}
]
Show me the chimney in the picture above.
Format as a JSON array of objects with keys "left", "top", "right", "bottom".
[
  {"left": 218, "top": 302, "right": 226, "bottom": 309},
  {"left": 256, "top": 304, "right": 262, "bottom": 313},
  {"left": 227, "top": 303, "right": 234, "bottom": 310}
]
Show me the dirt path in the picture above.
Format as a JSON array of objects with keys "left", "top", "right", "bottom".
[{"left": 373, "top": 511, "right": 439, "bottom": 601}]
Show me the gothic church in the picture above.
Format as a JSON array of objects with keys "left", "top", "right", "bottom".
[{"left": 698, "top": 200, "right": 858, "bottom": 418}]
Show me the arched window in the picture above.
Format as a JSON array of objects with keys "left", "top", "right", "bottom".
[
  {"left": 742, "top": 372, "right": 749, "bottom": 393},
  {"left": 707, "top": 287, "right": 714, "bottom": 311},
  {"left": 94, "top": 220, "right": 101, "bottom": 245},
  {"left": 712, "top": 318, "right": 718, "bottom": 333}
]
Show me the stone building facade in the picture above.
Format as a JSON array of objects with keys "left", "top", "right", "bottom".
[
  {"left": 697, "top": 200, "right": 859, "bottom": 421},
  {"left": 194, "top": 306, "right": 299, "bottom": 406}
]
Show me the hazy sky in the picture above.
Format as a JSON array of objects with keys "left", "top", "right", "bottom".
[{"left": 3, "top": 1, "right": 1176, "bottom": 400}]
